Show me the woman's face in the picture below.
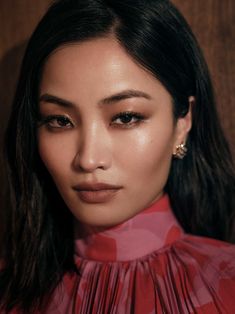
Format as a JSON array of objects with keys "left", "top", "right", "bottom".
[{"left": 38, "top": 37, "right": 191, "bottom": 228}]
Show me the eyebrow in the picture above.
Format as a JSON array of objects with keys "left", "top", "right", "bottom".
[
  {"left": 99, "top": 89, "right": 152, "bottom": 105},
  {"left": 39, "top": 89, "right": 152, "bottom": 108},
  {"left": 39, "top": 94, "right": 74, "bottom": 108}
]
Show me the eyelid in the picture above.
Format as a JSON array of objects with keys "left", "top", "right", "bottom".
[
  {"left": 37, "top": 111, "right": 146, "bottom": 130},
  {"left": 111, "top": 111, "right": 144, "bottom": 119},
  {"left": 111, "top": 111, "right": 146, "bottom": 126},
  {"left": 37, "top": 114, "right": 74, "bottom": 128}
]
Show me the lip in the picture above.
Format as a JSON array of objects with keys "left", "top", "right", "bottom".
[{"left": 72, "top": 182, "right": 123, "bottom": 204}]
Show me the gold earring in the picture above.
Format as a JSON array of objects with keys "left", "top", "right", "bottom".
[{"left": 173, "top": 143, "right": 187, "bottom": 159}]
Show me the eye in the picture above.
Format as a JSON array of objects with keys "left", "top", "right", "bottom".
[
  {"left": 38, "top": 115, "right": 74, "bottom": 129},
  {"left": 111, "top": 111, "right": 145, "bottom": 126}
]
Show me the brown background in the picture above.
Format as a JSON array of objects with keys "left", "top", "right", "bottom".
[{"left": 0, "top": 0, "right": 234, "bottom": 243}]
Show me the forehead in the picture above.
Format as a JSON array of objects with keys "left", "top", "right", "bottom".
[{"left": 39, "top": 37, "right": 172, "bottom": 106}]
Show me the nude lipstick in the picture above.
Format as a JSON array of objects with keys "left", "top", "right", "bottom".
[{"left": 73, "top": 182, "right": 122, "bottom": 204}]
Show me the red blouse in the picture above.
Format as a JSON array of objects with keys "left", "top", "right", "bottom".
[
  {"left": 43, "top": 195, "right": 235, "bottom": 313},
  {"left": 8, "top": 195, "right": 235, "bottom": 313}
]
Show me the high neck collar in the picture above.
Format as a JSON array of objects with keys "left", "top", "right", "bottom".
[{"left": 74, "top": 194, "right": 184, "bottom": 262}]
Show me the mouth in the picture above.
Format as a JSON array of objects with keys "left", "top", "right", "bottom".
[{"left": 72, "top": 182, "right": 123, "bottom": 204}]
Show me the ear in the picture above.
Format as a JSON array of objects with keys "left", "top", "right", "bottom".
[{"left": 172, "top": 96, "right": 194, "bottom": 154}]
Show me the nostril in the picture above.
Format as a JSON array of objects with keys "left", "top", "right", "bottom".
[
  {"left": 72, "top": 146, "right": 111, "bottom": 172},
  {"left": 72, "top": 126, "right": 112, "bottom": 172}
]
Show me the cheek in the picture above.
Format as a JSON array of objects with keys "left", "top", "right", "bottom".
[
  {"left": 115, "top": 126, "right": 174, "bottom": 196},
  {"left": 145, "top": 137, "right": 173, "bottom": 179},
  {"left": 116, "top": 127, "right": 174, "bottom": 172},
  {"left": 37, "top": 132, "right": 74, "bottom": 181}
]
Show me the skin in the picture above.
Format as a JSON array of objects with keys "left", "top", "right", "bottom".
[{"left": 37, "top": 37, "right": 192, "bottom": 229}]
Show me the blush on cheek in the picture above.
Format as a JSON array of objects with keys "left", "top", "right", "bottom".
[
  {"left": 142, "top": 138, "right": 173, "bottom": 183},
  {"left": 37, "top": 141, "right": 59, "bottom": 179},
  {"left": 38, "top": 131, "right": 74, "bottom": 166}
]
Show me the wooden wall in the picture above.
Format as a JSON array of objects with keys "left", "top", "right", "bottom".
[
  {"left": 0, "top": 0, "right": 51, "bottom": 245},
  {"left": 172, "top": 0, "right": 235, "bottom": 152},
  {"left": 0, "top": 0, "right": 234, "bottom": 243}
]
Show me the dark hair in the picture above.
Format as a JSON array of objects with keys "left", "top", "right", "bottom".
[{"left": 1, "top": 0, "right": 235, "bottom": 312}]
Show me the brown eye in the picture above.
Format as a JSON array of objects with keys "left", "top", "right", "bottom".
[
  {"left": 38, "top": 115, "right": 74, "bottom": 129},
  {"left": 52, "top": 116, "right": 72, "bottom": 127},
  {"left": 111, "top": 112, "right": 145, "bottom": 126}
]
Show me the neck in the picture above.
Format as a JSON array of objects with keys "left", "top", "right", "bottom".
[{"left": 74, "top": 194, "right": 184, "bottom": 262}]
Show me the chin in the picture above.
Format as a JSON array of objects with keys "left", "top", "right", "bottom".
[{"left": 72, "top": 211, "right": 128, "bottom": 229}]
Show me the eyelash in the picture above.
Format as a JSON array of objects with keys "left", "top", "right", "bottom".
[
  {"left": 38, "top": 115, "right": 73, "bottom": 129},
  {"left": 111, "top": 111, "right": 145, "bottom": 127},
  {"left": 38, "top": 111, "right": 145, "bottom": 130}
]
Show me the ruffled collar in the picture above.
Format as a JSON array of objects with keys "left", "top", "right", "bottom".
[{"left": 74, "top": 194, "right": 184, "bottom": 262}]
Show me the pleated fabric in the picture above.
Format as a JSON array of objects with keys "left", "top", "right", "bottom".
[{"left": 45, "top": 195, "right": 235, "bottom": 313}]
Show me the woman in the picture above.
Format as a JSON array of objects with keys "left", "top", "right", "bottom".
[{"left": 1, "top": 0, "right": 235, "bottom": 313}]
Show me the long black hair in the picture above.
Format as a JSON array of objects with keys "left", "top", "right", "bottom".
[{"left": 1, "top": 0, "right": 235, "bottom": 312}]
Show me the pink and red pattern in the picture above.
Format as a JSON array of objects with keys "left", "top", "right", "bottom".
[
  {"left": 45, "top": 195, "right": 235, "bottom": 313},
  {"left": 6, "top": 195, "right": 235, "bottom": 313}
]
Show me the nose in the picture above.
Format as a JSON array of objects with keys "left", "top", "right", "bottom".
[{"left": 73, "top": 123, "right": 112, "bottom": 172}]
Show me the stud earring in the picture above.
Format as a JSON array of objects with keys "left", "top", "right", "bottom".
[{"left": 173, "top": 143, "right": 187, "bottom": 159}]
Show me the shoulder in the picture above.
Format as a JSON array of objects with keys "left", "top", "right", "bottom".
[
  {"left": 171, "top": 235, "right": 235, "bottom": 311},
  {"left": 173, "top": 234, "right": 235, "bottom": 273},
  {"left": 175, "top": 234, "right": 235, "bottom": 261}
]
